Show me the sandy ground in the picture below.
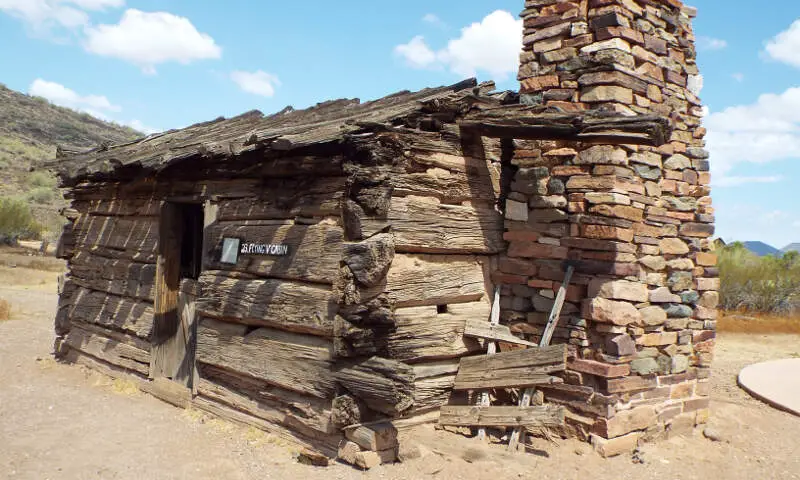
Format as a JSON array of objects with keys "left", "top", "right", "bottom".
[{"left": 1, "top": 267, "right": 799, "bottom": 480}]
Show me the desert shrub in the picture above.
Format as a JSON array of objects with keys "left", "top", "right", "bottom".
[
  {"left": 26, "top": 187, "right": 57, "bottom": 204},
  {"left": 0, "top": 299, "right": 10, "bottom": 321},
  {"left": 26, "top": 171, "right": 57, "bottom": 188},
  {"left": 0, "top": 197, "right": 41, "bottom": 244},
  {"left": 719, "top": 242, "right": 800, "bottom": 314}
]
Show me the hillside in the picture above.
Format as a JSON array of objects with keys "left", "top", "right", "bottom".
[
  {"left": 0, "top": 83, "right": 142, "bottom": 237},
  {"left": 742, "top": 241, "right": 780, "bottom": 257},
  {"left": 781, "top": 243, "right": 800, "bottom": 254}
]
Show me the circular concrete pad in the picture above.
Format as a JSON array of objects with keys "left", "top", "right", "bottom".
[{"left": 738, "top": 359, "right": 800, "bottom": 416}]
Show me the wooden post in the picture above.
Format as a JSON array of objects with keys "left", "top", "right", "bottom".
[
  {"left": 476, "top": 287, "right": 500, "bottom": 441},
  {"left": 507, "top": 266, "right": 574, "bottom": 452}
]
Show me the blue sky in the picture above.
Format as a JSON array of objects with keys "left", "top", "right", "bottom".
[{"left": 1, "top": 0, "right": 799, "bottom": 247}]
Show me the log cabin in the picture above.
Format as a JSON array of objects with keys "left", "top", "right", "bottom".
[{"left": 49, "top": 0, "right": 717, "bottom": 461}]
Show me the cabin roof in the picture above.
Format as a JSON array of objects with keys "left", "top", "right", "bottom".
[{"left": 49, "top": 77, "right": 672, "bottom": 187}]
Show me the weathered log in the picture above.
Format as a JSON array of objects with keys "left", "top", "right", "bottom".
[
  {"left": 342, "top": 233, "right": 395, "bottom": 287},
  {"left": 71, "top": 215, "right": 158, "bottom": 256},
  {"left": 438, "top": 405, "right": 565, "bottom": 428},
  {"left": 73, "top": 197, "right": 161, "bottom": 217},
  {"left": 337, "top": 441, "right": 381, "bottom": 470},
  {"left": 69, "top": 251, "right": 156, "bottom": 301},
  {"left": 192, "top": 395, "right": 341, "bottom": 458},
  {"left": 196, "top": 318, "right": 335, "bottom": 399},
  {"left": 335, "top": 357, "right": 415, "bottom": 416},
  {"left": 68, "top": 287, "right": 154, "bottom": 339},
  {"left": 460, "top": 108, "right": 672, "bottom": 146},
  {"left": 196, "top": 271, "right": 337, "bottom": 336},
  {"left": 331, "top": 394, "right": 367, "bottom": 429},
  {"left": 413, "top": 374, "right": 457, "bottom": 412},
  {"left": 344, "top": 422, "right": 398, "bottom": 451},
  {"left": 381, "top": 254, "right": 490, "bottom": 308},
  {"left": 64, "top": 325, "right": 150, "bottom": 375},
  {"left": 359, "top": 196, "right": 503, "bottom": 254},
  {"left": 453, "top": 344, "right": 568, "bottom": 390},
  {"left": 215, "top": 177, "right": 347, "bottom": 221},
  {"left": 385, "top": 303, "right": 488, "bottom": 362},
  {"left": 196, "top": 376, "right": 334, "bottom": 435},
  {"left": 204, "top": 221, "right": 345, "bottom": 285}
]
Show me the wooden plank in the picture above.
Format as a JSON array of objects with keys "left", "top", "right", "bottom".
[
  {"left": 360, "top": 196, "right": 503, "bottom": 254},
  {"left": 150, "top": 202, "right": 182, "bottom": 380},
  {"left": 73, "top": 197, "right": 161, "bottom": 217},
  {"left": 439, "top": 405, "right": 565, "bottom": 428},
  {"left": 204, "top": 221, "right": 344, "bottom": 284},
  {"left": 196, "top": 271, "right": 336, "bottom": 336},
  {"left": 196, "top": 318, "right": 335, "bottom": 399},
  {"left": 335, "top": 357, "right": 415, "bottom": 416},
  {"left": 413, "top": 374, "right": 457, "bottom": 412},
  {"left": 508, "top": 265, "right": 574, "bottom": 452},
  {"left": 464, "top": 319, "right": 537, "bottom": 347},
  {"left": 344, "top": 423, "right": 398, "bottom": 451},
  {"left": 381, "top": 254, "right": 489, "bottom": 308},
  {"left": 476, "top": 287, "right": 500, "bottom": 441},
  {"left": 68, "top": 287, "right": 154, "bottom": 340},
  {"left": 453, "top": 345, "right": 567, "bottom": 391}
]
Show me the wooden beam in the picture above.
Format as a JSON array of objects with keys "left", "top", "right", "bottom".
[
  {"left": 460, "top": 108, "right": 672, "bottom": 146},
  {"left": 439, "top": 405, "right": 565, "bottom": 428},
  {"left": 453, "top": 344, "right": 567, "bottom": 390}
]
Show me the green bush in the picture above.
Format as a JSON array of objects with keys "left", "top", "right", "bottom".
[
  {"left": 718, "top": 242, "right": 800, "bottom": 314},
  {"left": 26, "top": 171, "right": 57, "bottom": 188},
  {"left": 0, "top": 197, "right": 41, "bottom": 244},
  {"left": 26, "top": 187, "right": 57, "bottom": 204}
]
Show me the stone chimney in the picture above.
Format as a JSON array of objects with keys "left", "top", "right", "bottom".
[{"left": 496, "top": 0, "right": 717, "bottom": 455}]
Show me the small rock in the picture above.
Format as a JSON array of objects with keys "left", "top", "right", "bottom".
[{"left": 703, "top": 427, "right": 724, "bottom": 442}]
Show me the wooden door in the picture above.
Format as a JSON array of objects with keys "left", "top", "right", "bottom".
[{"left": 150, "top": 202, "right": 203, "bottom": 389}]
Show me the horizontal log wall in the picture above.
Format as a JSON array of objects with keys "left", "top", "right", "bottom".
[{"left": 56, "top": 130, "right": 506, "bottom": 454}]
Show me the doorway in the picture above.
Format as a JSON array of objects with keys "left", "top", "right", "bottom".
[{"left": 150, "top": 202, "right": 204, "bottom": 389}]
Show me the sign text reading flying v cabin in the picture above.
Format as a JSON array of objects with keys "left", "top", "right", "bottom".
[{"left": 240, "top": 243, "right": 289, "bottom": 256}]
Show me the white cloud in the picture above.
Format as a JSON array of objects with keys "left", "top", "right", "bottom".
[
  {"left": 395, "top": 10, "right": 522, "bottom": 80},
  {"left": 230, "top": 70, "right": 280, "bottom": 97},
  {"left": 125, "top": 119, "right": 159, "bottom": 135},
  {"left": 63, "top": 0, "right": 123, "bottom": 10},
  {"left": 705, "top": 87, "right": 800, "bottom": 178},
  {"left": 732, "top": 73, "right": 745, "bottom": 82},
  {"left": 394, "top": 35, "right": 438, "bottom": 69},
  {"left": 83, "top": 9, "right": 222, "bottom": 74},
  {"left": 713, "top": 175, "right": 782, "bottom": 188},
  {"left": 697, "top": 36, "right": 728, "bottom": 51},
  {"left": 422, "top": 13, "right": 440, "bottom": 24},
  {"left": 29, "top": 78, "right": 121, "bottom": 115},
  {"left": 0, "top": 0, "right": 89, "bottom": 30},
  {"left": 765, "top": 20, "right": 800, "bottom": 68}
]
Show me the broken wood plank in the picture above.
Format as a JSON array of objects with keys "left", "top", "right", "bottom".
[
  {"left": 381, "top": 254, "right": 489, "bottom": 308},
  {"left": 439, "top": 405, "right": 565, "bottom": 428},
  {"left": 344, "top": 423, "right": 398, "bottom": 452},
  {"left": 453, "top": 344, "right": 567, "bottom": 391},
  {"left": 476, "top": 287, "right": 500, "bottom": 441},
  {"left": 63, "top": 325, "right": 150, "bottom": 375},
  {"left": 68, "top": 287, "right": 154, "bottom": 340}
]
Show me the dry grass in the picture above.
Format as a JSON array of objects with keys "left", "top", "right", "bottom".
[
  {"left": 0, "top": 298, "right": 10, "bottom": 321},
  {"left": 718, "top": 311, "right": 800, "bottom": 334}
]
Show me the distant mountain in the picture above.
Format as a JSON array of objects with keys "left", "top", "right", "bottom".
[
  {"left": 781, "top": 243, "right": 800, "bottom": 254},
  {"left": 742, "top": 241, "right": 780, "bottom": 257}
]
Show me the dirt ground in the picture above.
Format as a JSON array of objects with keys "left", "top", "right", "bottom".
[{"left": 1, "top": 260, "right": 799, "bottom": 479}]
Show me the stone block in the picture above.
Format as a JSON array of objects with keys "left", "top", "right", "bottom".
[
  {"left": 505, "top": 199, "right": 529, "bottom": 221},
  {"left": 581, "top": 86, "right": 634, "bottom": 104},
  {"left": 590, "top": 204, "right": 644, "bottom": 221},
  {"left": 630, "top": 357, "right": 659, "bottom": 375},
  {"left": 667, "top": 272, "right": 694, "bottom": 291},
  {"left": 591, "top": 432, "right": 642, "bottom": 457},
  {"left": 593, "top": 405, "right": 657, "bottom": 439},
  {"left": 605, "top": 375, "right": 657, "bottom": 394},
  {"left": 697, "top": 291, "right": 719, "bottom": 309},
  {"left": 589, "top": 279, "right": 648, "bottom": 302},
  {"left": 575, "top": 145, "right": 628, "bottom": 166},
  {"left": 584, "top": 192, "right": 631, "bottom": 205},
  {"left": 680, "top": 223, "right": 715, "bottom": 238},
  {"left": 663, "top": 303, "right": 693, "bottom": 318},
  {"left": 583, "top": 297, "right": 642, "bottom": 326},
  {"left": 649, "top": 287, "right": 681, "bottom": 303},
  {"left": 695, "top": 277, "right": 720, "bottom": 291},
  {"left": 659, "top": 237, "right": 689, "bottom": 254},
  {"left": 695, "top": 252, "right": 717, "bottom": 266},
  {"left": 508, "top": 241, "right": 568, "bottom": 259},
  {"left": 638, "top": 306, "right": 667, "bottom": 326},
  {"left": 605, "top": 334, "right": 636, "bottom": 356},
  {"left": 581, "top": 224, "right": 634, "bottom": 242},
  {"left": 639, "top": 255, "right": 666, "bottom": 271},
  {"left": 636, "top": 332, "right": 678, "bottom": 346}
]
